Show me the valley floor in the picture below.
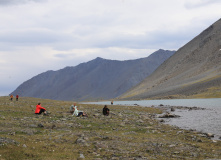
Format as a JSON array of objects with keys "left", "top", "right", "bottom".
[{"left": 0, "top": 96, "right": 220, "bottom": 160}]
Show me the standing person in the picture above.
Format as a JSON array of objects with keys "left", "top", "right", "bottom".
[
  {"left": 16, "top": 95, "right": 19, "bottom": 101},
  {"left": 35, "top": 103, "right": 47, "bottom": 115},
  {"left": 10, "top": 95, "right": 13, "bottom": 101},
  {"left": 111, "top": 101, "right": 113, "bottom": 105},
  {"left": 103, "top": 105, "right": 110, "bottom": 116}
]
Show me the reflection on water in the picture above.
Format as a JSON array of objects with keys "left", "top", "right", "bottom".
[{"left": 84, "top": 98, "right": 221, "bottom": 139}]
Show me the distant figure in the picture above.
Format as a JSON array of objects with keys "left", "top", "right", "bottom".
[
  {"left": 10, "top": 95, "right": 13, "bottom": 101},
  {"left": 70, "top": 103, "right": 76, "bottom": 114},
  {"left": 16, "top": 95, "right": 19, "bottom": 101},
  {"left": 73, "top": 105, "right": 87, "bottom": 117},
  {"left": 35, "top": 103, "right": 47, "bottom": 115},
  {"left": 103, "top": 105, "right": 110, "bottom": 116},
  {"left": 111, "top": 101, "right": 113, "bottom": 105}
]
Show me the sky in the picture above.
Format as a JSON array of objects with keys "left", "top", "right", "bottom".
[{"left": 0, "top": 0, "right": 221, "bottom": 96}]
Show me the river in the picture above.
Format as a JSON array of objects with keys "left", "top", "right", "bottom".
[{"left": 83, "top": 98, "right": 221, "bottom": 140}]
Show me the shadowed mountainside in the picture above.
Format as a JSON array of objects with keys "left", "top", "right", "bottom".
[
  {"left": 119, "top": 18, "right": 221, "bottom": 100},
  {"left": 11, "top": 49, "right": 174, "bottom": 101}
]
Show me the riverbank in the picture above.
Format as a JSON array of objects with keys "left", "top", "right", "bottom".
[{"left": 0, "top": 96, "right": 220, "bottom": 159}]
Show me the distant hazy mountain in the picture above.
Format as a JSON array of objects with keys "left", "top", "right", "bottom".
[
  {"left": 11, "top": 49, "right": 175, "bottom": 101},
  {"left": 119, "top": 18, "right": 221, "bottom": 100}
]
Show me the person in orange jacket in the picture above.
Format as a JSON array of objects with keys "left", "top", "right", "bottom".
[
  {"left": 35, "top": 103, "right": 47, "bottom": 115},
  {"left": 10, "top": 95, "right": 13, "bottom": 101}
]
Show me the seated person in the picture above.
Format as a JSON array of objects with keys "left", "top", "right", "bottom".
[
  {"left": 35, "top": 103, "right": 47, "bottom": 115},
  {"left": 73, "top": 105, "right": 87, "bottom": 117},
  {"left": 103, "top": 105, "right": 110, "bottom": 116},
  {"left": 70, "top": 103, "right": 75, "bottom": 114}
]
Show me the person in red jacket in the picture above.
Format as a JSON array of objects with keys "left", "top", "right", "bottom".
[
  {"left": 35, "top": 103, "right": 47, "bottom": 115},
  {"left": 16, "top": 95, "right": 19, "bottom": 101}
]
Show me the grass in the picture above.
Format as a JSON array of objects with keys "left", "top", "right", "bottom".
[
  {"left": 191, "top": 86, "right": 221, "bottom": 98},
  {"left": 0, "top": 96, "right": 220, "bottom": 159}
]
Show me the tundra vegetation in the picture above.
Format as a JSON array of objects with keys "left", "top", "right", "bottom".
[{"left": 0, "top": 96, "right": 220, "bottom": 160}]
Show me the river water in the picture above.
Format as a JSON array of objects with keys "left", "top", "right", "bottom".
[{"left": 84, "top": 98, "right": 221, "bottom": 140}]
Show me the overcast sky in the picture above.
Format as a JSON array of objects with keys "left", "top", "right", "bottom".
[{"left": 0, "top": 0, "right": 221, "bottom": 96}]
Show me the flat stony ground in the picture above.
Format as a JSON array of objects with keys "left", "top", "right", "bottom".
[{"left": 0, "top": 97, "right": 220, "bottom": 160}]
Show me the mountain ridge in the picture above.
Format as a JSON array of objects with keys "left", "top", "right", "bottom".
[
  {"left": 11, "top": 49, "right": 175, "bottom": 101},
  {"left": 119, "top": 18, "right": 221, "bottom": 100}
]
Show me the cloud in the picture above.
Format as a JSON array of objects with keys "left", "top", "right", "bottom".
[
  {"left": 185, "top": 0, "right": 221, "bottom": 9},
  {"left": 0, "top": 0, "right": 45, "bottom": 6},
  {"left": 1, "top": 0, "right": 221, "bottom": 95}
]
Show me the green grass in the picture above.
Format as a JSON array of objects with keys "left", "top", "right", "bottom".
[{"left": 0, "top": 96, "right": 220, "bottom": 159}]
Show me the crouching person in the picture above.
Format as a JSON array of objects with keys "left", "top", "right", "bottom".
[
  {"left": 73, "top": 105, "right": 87, "bottom": 117},
  {"left": 35, "top": 103, "right": 47, "bottom": 115},
  {"left": 103, "top": 105, "right": 110, "bottom": 116}
]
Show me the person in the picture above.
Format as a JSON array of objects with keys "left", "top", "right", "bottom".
[
  {"left": 111, "top": 101, "right": 113, "bottom": 105},
  {"left": 15, "top": 95, "right": 19, "bottom": 101},
  {"left": 10, "top": 95, "right": 13, "bottom": 101},
  {"left": 35, "top": 103, "right": 47, "bottom": 115},
  {"left": 103, "top": 105, "right": 110, "bottom": 116},
  {"left": 72, "top": 105, "right": 87, "bottom": 117},
  {"left": 70, "top": 103, "right": 75, "bottom": 114}
]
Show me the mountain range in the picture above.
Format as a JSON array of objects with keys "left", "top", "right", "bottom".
[
  {"left": 119, "top": 18, "right": 221, "bottom": 100},
  {"left": 11, "top": 49, "right": 174, "bottom": 101}
]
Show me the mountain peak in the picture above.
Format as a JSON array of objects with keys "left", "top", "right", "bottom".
[
  {"left": 95, "top": 57, "right": 103, "bottom": 60},
  {"left": 11, "top": 50, "right": 174, "bottom": 101},
  {"left": 119, "top": 18, "right": 221, "bottom": 100}
]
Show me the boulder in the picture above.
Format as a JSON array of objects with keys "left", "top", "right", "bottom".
[{"left": 159, "top": 113, "right": 180, "bottom": 118}]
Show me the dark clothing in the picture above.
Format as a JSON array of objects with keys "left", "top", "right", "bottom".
[
  {"left": 77, "top": 112, "right": 83, "bottom": 117},
  {"left": 35, "top": 109, "right": 46, "bottom": 114},
  {"left": 10, "top": 95, "right": 13, "bottom": 101},
  {"left": 103, "top": 107, "right": 110, "bottom": 116}
]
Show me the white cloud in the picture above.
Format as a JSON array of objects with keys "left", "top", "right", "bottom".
[
  {"left": 0, "top": 0, "right": 221, "bottom": 95},
  {"left": 185, "top": 0, "right": 221, "bottom": 9}
]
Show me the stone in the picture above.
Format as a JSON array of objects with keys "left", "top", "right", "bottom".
[
  {"left": 93, "top": 113, "right": 100, "bottom": 117},
  {"left": 136, "top": 119, "right": 144, "bottom": 123},
  {"left": 29, "top": 124, "right": 38, "bottom": 128},
  {"left": 0, "top": 137, "right": 18, "bottom": 145},
  {"left": 169, "top": 144, "right": 176, "bottom": 148},
  {"left": 78, "top": 153, "right": 85, "bottom": 159},
  {"left": 176, "top": 131, "right": 183, "bottom": 134},
  {"left": 159, "top": 113, "right": 180, "bottom": 118},
  {"left": 38, "top": 123, "right": 44, "bottom": 128},
  {"left": 206, "top": 133, "right": 214, "bottom": 137},
  {"left": 8, "top": 132, "right": 15, "bottom": 136},
  {"left": 75, "top": 138, "right": 85, "bottom": 144}
]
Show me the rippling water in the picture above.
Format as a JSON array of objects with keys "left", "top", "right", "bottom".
[{"left": 83, "top": 98, "right": 221, "bottom": 139}]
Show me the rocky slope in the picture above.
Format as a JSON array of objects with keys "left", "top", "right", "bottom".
[
  {"left": 119, "top": 18, "right": 221, "bottom": 100},
  {"left": 11, "top": 49, "right": 174, "bottom": 101},
  {"left": 0, "top": 96, "right": 220, "bottom": 160}
]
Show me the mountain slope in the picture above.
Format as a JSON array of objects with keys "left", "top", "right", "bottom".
[
  {"left": 11, "top": 49, "right": 175, "bottom": 101},
  {"left": 119, "top": 18, "right": 221, "bottom": 100}
]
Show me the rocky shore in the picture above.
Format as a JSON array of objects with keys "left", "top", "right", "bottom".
[{"left": 0, "top": 97, "right": 220, "bottom": 160}]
